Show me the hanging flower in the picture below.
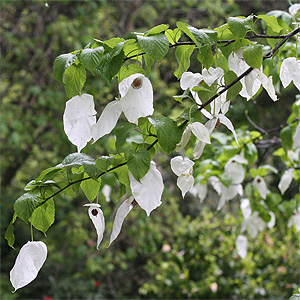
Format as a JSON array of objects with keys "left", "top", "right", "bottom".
[
  {"left": 189, "top": 181, "right": 208, "bottom": 203},
  {"left": 278, "top": 168, "right": 295, "bottom": 195},
  {"left": 289, "top": 4, "right": 300, "bottom": 16},
  {"left": 288, "top": 210, "right": 300, "bottom": 231},
  {"left": 10, "top": 241, "right": 47, "bottom": 292},
  {"left": 293, "top": 121, "right": 300, "bottom": 148},
  {"left": 228, "top": 49, "right": 278, "bottom": 101},
  {"left": 241, "top": 211, "right": 266, "bottom": 238},
  {"left": 236, "top": 235, "right": 248, "bottom": 258},
  {"left": 108, "top": 196, "right": 135, "bottom": 246},
  {"left": 129, "top": 161, "right": 164, "bottom": 216},
  {"left": 63, "top": 93, "right": 97, "bottom": 152},
  {"left": 253, "top": 175, "right": 269, "bottom": 199},
  {"left": 170, "top": 156, "right": 195, "bottom": 198},
  {"left": 84, "top": 203, "right": 105, "bottom": 249},
  {"left": 176, "top": 122, "right": 211, "bottom": 151},
  {"left": 280, "top": 57, "right": 300, "bottom": 91},
  {"left": 92, "top": 73, "right": 153, "bottom": 142}
]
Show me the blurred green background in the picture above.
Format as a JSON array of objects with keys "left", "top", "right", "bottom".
[{"left": 1, "top": 1, "right": 299, "bottom": 299}]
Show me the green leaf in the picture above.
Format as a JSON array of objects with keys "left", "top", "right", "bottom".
[
  {"left": 118, "top": 64, "right": 145, "bottom": 83},
  {"left": 83, "top": 161, "right": 100, "bottom": 179},
  {"left": 174, "top": 45, "right": 195, "bottom": 79},
  {"left": 53, "top": 53, "right": 78, "bottom": 84},
  {"left": 243, "top": 44, "right": 263, "bottom": 69},
  {"left": 149, "top": 116, "right": 181, "bottom": 153},
  {"left": 36, "top": 167, "right": 63, "bottom": 182},
  {"left": 114, "top": 123, "right": 136, "bottom": 151},
  {"left": 58, "top": 153, "right": 96, "bottom": 168},
  {"left": 98, "top": 50, "right": 124, "bottom": 81},
  {"left": 118, "top": 182, "right": 127, "bottom": 199},
  {"left": 173, "top": 89, "right": 190, "bottom": 103},
  {"left": 257, "top": 15, "right": 282, "bottom": 33},
  {"left": 96, "top": 156, "right": 115, "bottom": 172},
  {"left": 165, "top": 28, "right": 182, "bottom": 45},
  {"left": 5, "top": 214, "right": 17, "bottom": 248},
  {"left": 137, "top": 33, "right": 169, "bottom": 61},
  {"left": 79, "top": 47, "right": 104, "bottom": 73},
  {"left": 177, "top": 22, "right": 218, "bottom": 47},
  {"left": 145, "top": 24, "right": 169, "bottom": 36},
  {"left": 224, "top": 70, "right": 242, "bottom": 101},
  {"left": 114, "top": 164, "right": 130, "bottom": 189},
  {"left": 228, "top": 15, "right": 254, "bottom": 38},
  {"left": 127, "top": 149, "right": 151, "bottom": 181},
  {"left": 30, "top": 199, "right": 55, "bottom": 234},
  {"left": 81, "top": 177, "right": 101, "bottom": 202},
  {"left": 14, "top": 192, "right": 41, "bottom": 222},
  {"left": 144, "top": 54, "right": 155, "bottom": 76},
  {"left": 63, "top": 63, "right": 86, "bottom": 98},
  {"left": 197, "top": 45, "right": 214, "bottom": 70}
]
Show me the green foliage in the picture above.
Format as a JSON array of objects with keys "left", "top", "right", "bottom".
[
  {"left": 127, "top": 149, "right": 151, "bottom": 181},
  {"left": 174, "top": 45, "right": 195, "bottom": 79},
  {"left": 63, "top": 63, "right": 86, "bottom": 97},
  {"left": 243, "top": 43, "right": 263, "bottom": 69},
  {"left": 228, "top": 15, "right": 254, "bottom": 38}
]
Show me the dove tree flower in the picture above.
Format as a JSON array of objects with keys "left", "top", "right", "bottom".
[
  {"left": 241, "top": 211, "right": 266, "bottom": 238},
  {"left": 129, "top": 161, "right": 164, "bottom": 216},
  {"left": 253, "top": 175, "right": 269, "bottom": 199},
  {"left": 278, "top": 168, "right": 295, "bottom": 195},
  {"left": 63, "top": 93, "right": 97, "bottom": 152},
  {"left": 228, "top": 49, "right": 278, "bottom": 101},
  {"left": 293, "top": 121, "right": 300, "bottom": 148},
  {"left": 279, "top": 57, "right": 300, "bottom": 91},
  {"left": 92, "top": 73, "right": 154, "bottom": 142},
  {"left": 288, "top": 209, "right": 300, "bottom": 231},
  {"left": 289, "top": 3, "right": 300, "bottom": 16},
  {"left": 108, "top": 196, "right": 135, "bottom": 246},
  {"left": 235, "top": 235, "right": 248, "bottom": 258},
  {"left": 170, "top": 156, "right": 195, "bottom": 198},
  {"left": 84, "top": 203, "right": 105, "bottom": 249},
  {"left": 209, "top": 155, "right": 246, "bottom": 210},
  {"left": 189, "top": 181, "right": 208, "bottom": 203},
  {"left": 176, "top": 122, "right": 211, "bottom": 152},
  {"left": 10, "top": 241, "right": 47, "bottom": 292}
]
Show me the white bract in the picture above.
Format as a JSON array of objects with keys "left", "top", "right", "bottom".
[
  {"left": 129, "top": 161, "right": 164, "bottom": 216},
  {"left": 109, "top": 196, "right": 135, "bottom": 246},
  {"left": 176, "top": 122, "right": 211, "bottom": 152},
  {"left": 253, "top": 175, "right": 269, "bottom": 199},
  {"left": 278, "top": 168, "right": 295, "bottom": 195},
  {"left": 10, "top": 241, "right": 47, "bottom": 292},
  {"left": 240, "top": 198, "right": 252, "bottom": 219},
  {"left": 210, "top": 155, "right": 246, "bottom": 210},
  {"left": 63, "top": 93, "right": 97, "bottom": 152},
  {"left": 288, "top": 210, "right": 300, "bottom": 231},
  {"left": 289, "top": 4, "right": 300, "bottom": 16},
  {"left": 228, "top": 49, "right": 278, "bottom": 101},
  {"left": 241, "top": 211, "right": 266, "bottom": 238},
  {"left": 293, "top": 121, "right": 300, "bottom": 148},
  {"left": 170, "top": 156, "right": 195, "bottom": 198},
  {"left": 92, "top": 73, "right": 153, "bottom": 142},
  {"left": 102, "top": 184, "right": 112, "bottom": 202},
  {"left": 84, "top": 203, "right": 105, "bottom": 249},
  {"left": 236, "top": 235, "right": 248, "bottom": 258},
  {"left": 189, "top": 182, "right": 208, "bottom": 203},
  {"left": 280, "top": 57, "right": 300, "bottom": 91},
  {"left": 267, "top": 211, "right": 276, "bottom": 229}
]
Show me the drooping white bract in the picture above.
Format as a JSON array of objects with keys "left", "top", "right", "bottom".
[
  {"left": 129, "top": 161, "right": 164, "bottom": 216},
  {"left": 189, "top": 182, "right": 208, "bottom": 203},
  {"left": 236, "top": 235, "right": 248, "bottom": 258},
  {"left": 176, "top": 122, "right": 211, "bottom": 152},
  {"left": 92, "top": 73, "right": 153, "bottom": 142},
  {"left": 240, "top": 198, "right": 252, "bottom": 219},
  {"left": 228, "top": 49, "right": 278, "bottom": 101},
  {"left": 63, "top": 93, "right": 97, "bottom": 152},
  {"left": 84, "top": 203, "right": 105, "bottom": 249},
  {"left": 267, "top": 211, "right": 276, "bottom": 229},
  {"left": 289, "top": 4, "right": 300, "bottom": 16},
  {"left": 253, "top": 175, "right": 269, "bottom": 199},
  {"left": 108, "top": 196, "right": 135, "bottom": 246},
  {"left": 288, "top": 210, "right": 300, "bottom": 231},
  {"left": 279, "top": 57, "right": 300, "bottom": 91},
  {"left": 278, "top": 168, "right": 295, "bottom": 195},
  {"left": 210, "top": 155, "right": 246, "bottom": 210},
  {"left": 10, "top": 241, "right": 47, "bottom": 292},
  {"left": 241, "top": 211, "right": 266, "bottom": 238},
  {"left": 170, "top": 156, "right": 195, "bottom": 198},
  {"left": 293, "top": 121, "right": 300, "bottom": 148},
  {"left": 102, "top": 184, "right": 112, "bottom": 202}
]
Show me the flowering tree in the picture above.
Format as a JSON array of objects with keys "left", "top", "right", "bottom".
[{"left": 5, "top": 4, "right": 300, "bottom": 296}]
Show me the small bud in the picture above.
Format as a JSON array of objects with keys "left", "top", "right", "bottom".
[
  {"left": 131, "top": 77, "right": 143, "bottom": 89},
  {"left": 91, "top": 209, "right": 98, "bottom": 216}
]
